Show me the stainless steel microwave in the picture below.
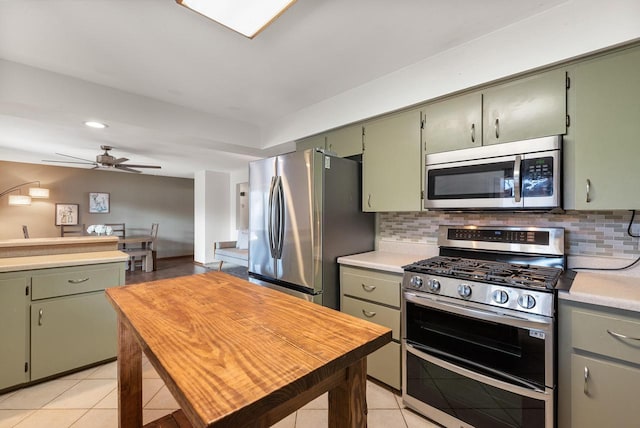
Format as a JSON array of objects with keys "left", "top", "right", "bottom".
[{"left": 424, "top": 136, "right": 562, "bottom": 210}]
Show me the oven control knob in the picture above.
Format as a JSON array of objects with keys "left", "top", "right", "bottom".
[
  {"left": 517, "top": 294, "right": 536, "bottom": 309},
  {"left": 410, "top": 276, "right": 423, "bottom": 288},
  {"left": 457, "top": 284, "right": 472, "bottom": 298},
  {"left": 427, "top": 279, "right": 441, "bottom": 292},
  {"left": 492, "top": 290, "right": 509, "bottom": 304}
]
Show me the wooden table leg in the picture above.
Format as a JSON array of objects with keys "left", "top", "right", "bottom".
[
  {"left": 328, "top": 358, "right": 367, "bottom": 428},
  {"left": 117, "top": 316, "right": 143, "bottom": 428}
]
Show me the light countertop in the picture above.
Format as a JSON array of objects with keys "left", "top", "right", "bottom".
[
  {"left": 0, "top": 251, "right": 129, "bottom": 273},
  {"left": 0, "top": 236, "right": 118, "bottom": 248},
  {"left": 560, "top": 272, "right": 640, "bottom": 313},
  {"left": 337, "top": 251, "right": 423, "bottom": 274}
]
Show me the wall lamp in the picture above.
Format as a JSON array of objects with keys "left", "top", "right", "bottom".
[{"left": 0, "top": 181, "right": 50, "bottom": 206}]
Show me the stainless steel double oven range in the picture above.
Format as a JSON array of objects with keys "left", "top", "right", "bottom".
[{"left": 402, "top": 225, "right": 571, "bottom": 428}]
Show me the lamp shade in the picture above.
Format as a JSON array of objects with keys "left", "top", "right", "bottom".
[
  {"left": 29, "top": 187, "right": 50, "bottom": 198},
  {"left": 8, "top": 195, "right": 32, "bottom": 206}
]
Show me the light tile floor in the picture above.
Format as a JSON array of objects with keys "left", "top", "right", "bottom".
[{"left": 0, "top": 357, "right": 439, "bottom": 428}]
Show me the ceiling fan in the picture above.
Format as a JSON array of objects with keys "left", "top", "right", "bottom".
[{"left": 43, "top": 145, "right": 161, "bottom": 173}]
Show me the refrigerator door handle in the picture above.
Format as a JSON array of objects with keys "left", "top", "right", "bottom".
[
  {"left": 268, "top": 176, "right": 277, "bottom": 258},
  {"left": 276, "top": 176, "right": 285, "bottom": 259}
]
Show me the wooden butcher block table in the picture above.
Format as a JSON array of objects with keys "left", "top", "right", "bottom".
[{"left": 105, "top": 271, "right": 391, "bottom": 428}]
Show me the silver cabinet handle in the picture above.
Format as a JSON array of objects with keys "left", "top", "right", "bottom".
[
  {"left": 583, "top": 366, "right": 589, "bottom": 395},
  {"left": 361, "top": 283, "right": 376, "bottom": 292},
  {"left": 362, "top": 309, "right": 376, "bottom": 318},
  {"left": 586, "top": 179, "right": 591, "bottom": 203},
  {"left": 494, "top": 118, "right": 500, "bottom": 139},
  {"left": 470, "top": 123, "right": 476, "bottom": 143},
  {"left": 607, "top": 329, "right": 640, "bottom": 341},
  {"left": 38, "top": 308, "right": 43, "bottom": 326},
  {"left": 68, "top": 277, "right": 89, "bottom": 284},
  {"left": 367, "top": 194, "right": 372, "bottom": 208}
]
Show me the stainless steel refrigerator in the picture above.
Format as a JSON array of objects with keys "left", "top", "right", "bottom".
[{"left": 248, "top": 149, "right": 375, "bottom": 309}]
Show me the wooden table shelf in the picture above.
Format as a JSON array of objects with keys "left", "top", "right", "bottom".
[{"left": 106, "top": 272, "right": 391, "bottom": 428}]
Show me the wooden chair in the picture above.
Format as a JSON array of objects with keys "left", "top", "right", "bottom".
[
  {"left": 105, "top": 223, "right": 126, "bottom": 239},
  {"left": 61, "top": 224, "right": 86, "bottom": 237},
  {"left": 150, "top": 223, "right": 159, "bottom": 270},
  {"left": 22, "top": 225, "right": 29, "bottom": 239}
]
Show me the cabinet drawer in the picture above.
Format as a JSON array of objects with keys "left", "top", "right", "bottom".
[
  {"left": 31, "top": 263, "right": 122, "bottom": 300},
  {"left": 342, "top": 296, "right": 400, "bottom": 340},
  {"left": 571, "top": 354, "right": 640, "bottom": 428},
  {"left": 341, "top": 266, "right": 401, "bottom": 307},
  {"left": 368, "top": 341, "right": 401, "bottom": 390},
  {"left": 572, "top": 310, "right": 640, "bottom": 365}
]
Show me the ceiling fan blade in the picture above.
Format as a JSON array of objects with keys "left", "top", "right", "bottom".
[
  {"left": 115, "top": 165, "right": 142, "bottom": 173},
  {"left": 54, "top": 153, "right": 96, "bottom": 163},
  {"left": 112, "top": 157, "right": 129, "bottom": 165},
  {"left": 42, "top": 159, "right": 97, "bottom": 165},
  {"left": 120, "top": 164, "right": 162, "bottom": 169}
]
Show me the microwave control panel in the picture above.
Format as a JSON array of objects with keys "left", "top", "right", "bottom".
[{"left": 522, "top": 157, "right": 554, "bottom": 197}]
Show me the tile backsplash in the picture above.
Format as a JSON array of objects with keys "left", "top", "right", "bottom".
[{"left": 378, "top": 210, "right": 639, "bottom": 258}]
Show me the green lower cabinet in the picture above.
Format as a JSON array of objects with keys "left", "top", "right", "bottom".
[
  {"left": 367, "top": 341, "right": 401, "bottom": 390},
  {"left": 571, "top": 354, "right": 640, "bottom": 428},
  {"left": 30, "top": 291, "right": 118, "bottom": 380},
  {"left": 0, "top": 275, "right": 29, "bottom": 390}
]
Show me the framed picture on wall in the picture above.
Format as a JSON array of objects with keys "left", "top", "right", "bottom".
[
  {"left": 55, "top": 203, "right": 79, "bottom": 226},
  {"left": 89, "top": 192, "right": 110, "bottom": 213}
]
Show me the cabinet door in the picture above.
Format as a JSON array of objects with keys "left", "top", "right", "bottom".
[
  {"left": 483, "top": 68, "right": 567, "bottom": 145},
  {"left": 362, "top": 109, "right": 422, "bottom": 212},
  {"left": 295, "top": 134, "right": 325, "bottom": 152},
  {"left": 571, "top": 354, "right": 640, "bottom": 428},
  {"left": 568, "top": 46, "right": 640, "bottom": 209},
  {"left": 0, "top": 275, "right": 29, "bottom": 390},
  {"left": 31, "top": 291, "right": 117, "bottom": 380},
  {"left": 326, "top": 125, "right": 363, "bottom": 157},
  {"left": 423, "top": 92, "right": 482, "bottom": 154}
]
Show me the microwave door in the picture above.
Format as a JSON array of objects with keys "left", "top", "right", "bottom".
[{"left": 425, "top": 155, "right": 523, "bottom": 210}]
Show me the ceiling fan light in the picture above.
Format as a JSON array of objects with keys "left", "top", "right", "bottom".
[
  {"left": 84, "top": 121, "right": 108, "bottom": 129},
  {"left": 8, "top": 194, "right": 32, "bottom": 206},
  {"left": 28, "top": 187, "right": 50, "bottom": 198},
  {"left": 177, "top": 0, "right": 296, "bottom": 38}
]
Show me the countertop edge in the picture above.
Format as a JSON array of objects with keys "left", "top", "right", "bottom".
[
  {"left": 0, "top": 250, "right": 129, "bottom": 272},
  {"left": 559, "top": 271, "right": 640, "bottom": 313},
  {"left": 337, "top": 251, "right": 421, "bottom": 274}
]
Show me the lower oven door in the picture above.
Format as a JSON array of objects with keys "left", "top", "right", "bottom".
[{"left": 404, "top": 344, "right": 554, "bottom": 428}]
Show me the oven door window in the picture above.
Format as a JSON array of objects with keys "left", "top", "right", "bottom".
[
  {"left": 405, "top": 301, "right": 547, "bottom": 388},
  {"left": 427, "top": 160, "right": 515, "bottom": 200},
  {"left": 406, "top": 351, "right": 546, "bottom": 428}
]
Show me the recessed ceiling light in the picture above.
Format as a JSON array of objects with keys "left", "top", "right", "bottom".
[
  {"left": 176, "top": 0, "right": 297, "bottom": 39},
  {"left": 84, "top": 121, "right": 108, "bottom": 129}
]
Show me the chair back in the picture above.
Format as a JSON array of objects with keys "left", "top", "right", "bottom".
[
  {"left": 22, "top": 225, "right": 29, "bottom": 239},
  {"left": 105, "top": 223, "right": 126, "bottom": 239},
  {"left": 61, "top": 224, "right": 86, "bottom": 237}
]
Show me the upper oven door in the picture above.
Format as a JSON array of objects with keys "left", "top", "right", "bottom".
[
  {"left": 425, "top": 154, "right": 523, "bottom": 210},
  {"left": 403, "top": 291, "right": 555, "bottom": 390}
]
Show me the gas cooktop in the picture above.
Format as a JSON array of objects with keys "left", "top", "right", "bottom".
[{"left": 404, "top": 256, "right": 563, "bottom": 291}]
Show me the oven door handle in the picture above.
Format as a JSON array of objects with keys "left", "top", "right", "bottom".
[
  {"left": 406, "top": 343, "right": 552, "bottom": 399},
  {"left": 404, "top": 292, "right": 552, "bottom": 331}
]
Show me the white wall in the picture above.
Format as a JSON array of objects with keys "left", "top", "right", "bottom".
[
  {"left": 194, "top": 170, "right": 230, "bottom": 264},
  {"left": 262, "top": 0, "right": 640, "bottom": 146}
]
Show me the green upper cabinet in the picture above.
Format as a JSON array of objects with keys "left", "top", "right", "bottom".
[
  {"left": 0, "top": 274, "right": 29, "bottom": 390},
  {"left": 296, "top": 124, "right": 363, "bottom": 158},
  {"left": 326, "top": 125, "right": 363, "bottom": 158},
  {"left": 362, "top": 109, "right": 422, "bottom": 212},
  {"left": 423, "top": 92, "right": 482, "bottom": 154},
  {"left": 295, "top": 134, "right": 326, "bottom": 152},
  {"left": 564, "top": 46, "right": 640, "bottom": 210},
  {"left": 483, "top": 68, "right": 568, "bottom": 145}
]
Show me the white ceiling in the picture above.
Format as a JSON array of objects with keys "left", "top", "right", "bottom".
[{"left": 0, "top": 0, "right": 573, "bottom": 178}]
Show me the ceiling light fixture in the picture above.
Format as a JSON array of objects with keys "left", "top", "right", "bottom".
[
  {"left": 84, "top": 121, "right": 108, "bottom": 129},
  {"left": 176, "top": 0, "right": 297, "bottom": 39}
]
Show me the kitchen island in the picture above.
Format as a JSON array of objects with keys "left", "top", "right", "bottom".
[{"left": 106, "top": 271, "right": 392, "bottom": 428}]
